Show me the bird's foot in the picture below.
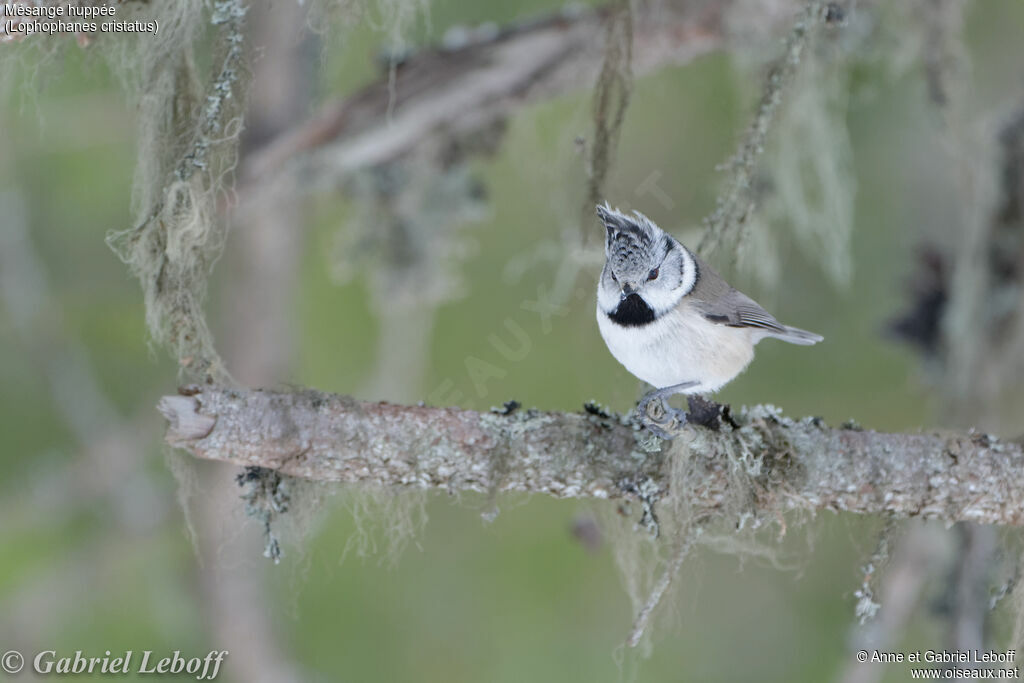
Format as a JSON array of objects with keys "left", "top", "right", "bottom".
[{"left": 636, "top": 391, "right": 688, "bottom": 440}]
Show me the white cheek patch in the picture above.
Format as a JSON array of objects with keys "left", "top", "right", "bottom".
[
  {"left": 637, "top": 245, "right": 696, "bottom": 318},
  {"left": 597, "top": 268, "right": 621, "bottom": 313},
  {"left": 641, "top": 284, "right": 683, "bottom": 317}
]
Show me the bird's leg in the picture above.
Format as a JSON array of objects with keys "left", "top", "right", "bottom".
[{"left": 635, "top": 381, "right": 699, "bottom": 439}]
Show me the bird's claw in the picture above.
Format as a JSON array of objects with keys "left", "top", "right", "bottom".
[{"left": 636, "top": 394, "right": 688, "bottom": 439}]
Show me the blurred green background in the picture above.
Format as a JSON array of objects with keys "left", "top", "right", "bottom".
[{"left": 2, "top": 1, "right": 1024, "bottom": 681}]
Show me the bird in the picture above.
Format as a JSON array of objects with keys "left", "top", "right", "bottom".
[{"left": 595, "top": 203, "right": 822, "bottom": 437}]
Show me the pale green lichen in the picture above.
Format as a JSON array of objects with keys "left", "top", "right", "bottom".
[
  {"left": 737, "top": 8, "right": 857, "bottom": 290},
  {"left": 607, "top": 403, "right": 805, "bottom": 650},
  {"left": 104, "top": 0, "right": 247, "bottom": 382},
  {"left": 697, "top": 0, "right": 828, "bottom": 262}
]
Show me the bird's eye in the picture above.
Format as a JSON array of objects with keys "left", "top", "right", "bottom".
[{"left": 647, "top": 267, "right": 659, "bottom": 281}]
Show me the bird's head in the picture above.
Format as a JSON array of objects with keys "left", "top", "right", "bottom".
[{"left": 596, "top": 204, "right": 696, "bottom": 317}]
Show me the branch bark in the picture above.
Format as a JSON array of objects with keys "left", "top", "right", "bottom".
[{"left": 160, "top": 386, "right": 1024, "bottom": 527}]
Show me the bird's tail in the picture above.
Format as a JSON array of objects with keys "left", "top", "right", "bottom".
[{"left": 769, "top": 325, "right": 824, "bottom": 346}]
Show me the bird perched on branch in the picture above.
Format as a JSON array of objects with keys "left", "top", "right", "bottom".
[{"left": 595, "top": 204, "right": 822, "bottom": 437}]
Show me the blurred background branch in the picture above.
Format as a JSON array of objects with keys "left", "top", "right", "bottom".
[{"left": 242, "top": 0, "right": 738, "bottom": 186}]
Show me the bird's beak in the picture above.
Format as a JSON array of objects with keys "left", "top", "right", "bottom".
[{"left": 621, "top": 283, "right": 635, "bottom": 299}]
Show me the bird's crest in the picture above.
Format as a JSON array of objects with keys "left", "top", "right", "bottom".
[{"left": 596, "top": 203, "right": 659, "bottom": 248}]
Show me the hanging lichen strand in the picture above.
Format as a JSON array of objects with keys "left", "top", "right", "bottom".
[
  {"left": 106, "top": 0, "right": 249, "bottom": 383},
  {"left": 580, "top": 0, "right": 633, "bottom": 248},
  {"left": 697, "top": 0, "right": 827, "bottom": 262}
]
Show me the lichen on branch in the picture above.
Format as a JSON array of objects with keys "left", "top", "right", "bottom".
[{"left": 159, "top": 386, "right": 1024, "bottom": 528}]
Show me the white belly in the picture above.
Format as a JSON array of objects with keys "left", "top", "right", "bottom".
[{"left": 597, "top": 302, "right": 755, "bottom": 394}]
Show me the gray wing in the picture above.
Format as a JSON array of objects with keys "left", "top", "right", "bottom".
[
  {"left": 695, "top": 288, "right": 788, "bottom": 334},
  {"left": 687, "top": 253, "right": 823, "bottom": 345},
  {"left": 687, "top": 255, "right": 788, "bottom": 334}
]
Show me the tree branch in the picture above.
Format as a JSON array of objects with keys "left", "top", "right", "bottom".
[{"left": 160, "top": 387, "right": 1024, "bottom": 527}]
